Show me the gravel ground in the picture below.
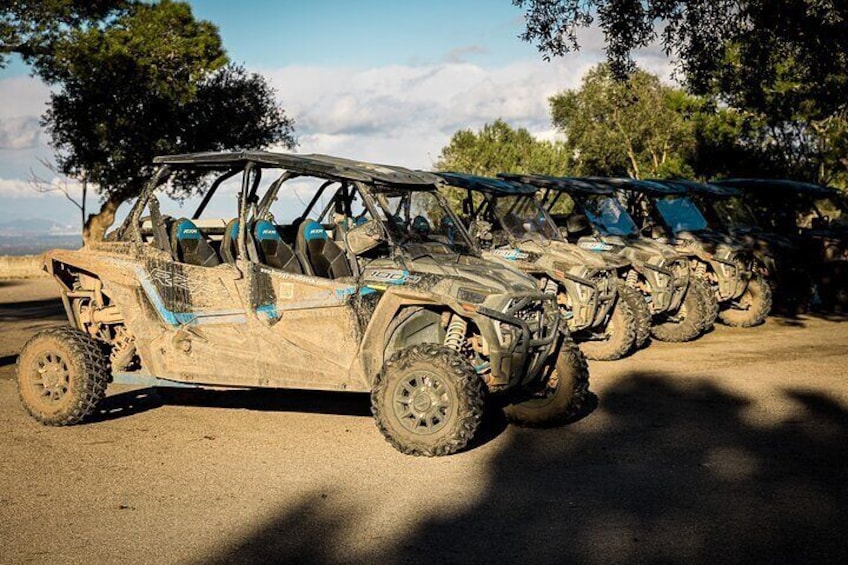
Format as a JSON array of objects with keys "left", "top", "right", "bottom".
[{"left": 1, "top": 278, "right": 847, "bottom": 564}]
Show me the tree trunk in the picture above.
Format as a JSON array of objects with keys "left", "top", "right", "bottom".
[{"left": 82, "top": 194, "right": 124, "bottom": 244}]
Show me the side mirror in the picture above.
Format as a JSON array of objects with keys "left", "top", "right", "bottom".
[{"left": 344, "top": 218, "right": 385, "bottom": 255}]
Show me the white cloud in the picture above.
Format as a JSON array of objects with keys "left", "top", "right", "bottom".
[
  {"left": 0, "top": 116, "right": 40, "bottom": 149},
  {"left": 267, "top": 48, "right": 674, "bottom": 171},
  {"left": 0, "top": 75, "right": 51, "bottom": 119},
  {"left": 0, "top": 174, "right": 85, "bottom": 200}
]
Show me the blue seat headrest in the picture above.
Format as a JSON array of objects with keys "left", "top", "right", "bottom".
[
  {"left": 254, "top": 220, "right": 281, "bottom": 242},
  {"left": 176, "top": 219, "right": 201, "bottom": 240},
  {"left": 412, "top": 215, "right": 431, "bottom": 235},
  {"left": 229, "top": 220, "right": 239, "bottom": 240},
  {"left": 303, "top": 221, "right": 328, "bottom": 241}
]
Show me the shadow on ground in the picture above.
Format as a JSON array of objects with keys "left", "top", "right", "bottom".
[
  {"left": 197, "top": 371, "right": 848, "bottom": 564},
  {"left": 94, "top": 387, "right": 376, "bottom": 422},
  {"left": 0, "top": 297, "right": 65, "bottom": 323}
]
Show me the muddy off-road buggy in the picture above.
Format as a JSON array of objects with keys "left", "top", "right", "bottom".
[
  {"left": 17, "top": 152, "right": 590, "bottom": 456},
  {"left": 606, "top": 177, "right": 771, "bottom": 328},
  {"left": 434, "top": 172, "right": 639, "bottom": 361},
  {"left": 712, "top": 178, "right": 848, "bottom": 310},
  {"left": 511, "top": 174, "right": 710, "bottom": 344},
  {"left": 670, "top": 179, "right": 811, "bottom": 312}
]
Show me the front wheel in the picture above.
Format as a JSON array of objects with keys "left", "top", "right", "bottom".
[
  {"left": 719, "top": 274, "right": 772, "bottom": 327},
  {"left": 371, "top": 344, "right": 485, "bottom": 457},
  {"left": 618, "top": 282, "right": 651, "bottom": 349},
  {"left": 693, "top": 276, "right": 719, "bottom": 330},
  {"left": 579, "top": 297, "right": 637, "bottom": 361},
  {"left": 17, "top": 327, "right": 110, "bottom": 425},
  {"left": 650, "top": 281, "right": 706, "bottom": 343},
  {"left": 503, "top": 337, "right": 589, "bottom": 427}
]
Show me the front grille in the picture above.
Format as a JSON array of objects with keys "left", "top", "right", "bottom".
[
  {"left": 593, "top": 272, "right": 615, "bottom": 299},
  {"left": 495, "top": 297, "right": 546, "bottom": 346}
]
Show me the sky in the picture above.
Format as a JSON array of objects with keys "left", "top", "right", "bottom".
[{"left": 0, "top": 0, "right": 674, "bottom": 227}]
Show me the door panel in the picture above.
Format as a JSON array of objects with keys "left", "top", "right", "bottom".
[{"left": 248, "top": 265, "right": 364, "bottom": 391}]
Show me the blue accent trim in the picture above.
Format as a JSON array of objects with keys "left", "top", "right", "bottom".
[
  {"left": 256, "top": 303, "right": 278, "bottom": 319},
  {"left": 359, "top": 287, "right": 378, "bottom": 296},
  {"left": 254, "top": 220, "right": 280, "bottom": 242},
  {"left": 303, "top": 221, "right": 328, "bottom": 241},
  {"left": 229, "top": 221, "right": 239, "bottom": 240},
  {"left": 137, "top": 267, "right": 247, "bottom": 326},
  {"left": 176, "top": 219, "right": 201, "bottom": 240},
  {"left": 112, "top": 372, "right": 198, "bottom": 388}
]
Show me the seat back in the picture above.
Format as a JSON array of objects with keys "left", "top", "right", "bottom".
[
  {"left": 170, "top": 218, "right": 220, "bottom": 267},
  {"left": 254, "top": 220, "right": 303, "bottom": 274},
  {"left": 296, "top": 219, "right": 353, "bottom": 279},
  {"left": 221, "top": 218, "right": 240, "bottom": 263}
]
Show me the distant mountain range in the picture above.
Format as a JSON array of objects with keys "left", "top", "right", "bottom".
[
  {"left": 0, "top": 217, "right": 82, "bottom": 255},
  {"left": 0, "top": 217, "right": 80, "bottom": 236}
]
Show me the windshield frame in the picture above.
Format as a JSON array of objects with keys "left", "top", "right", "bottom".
[
  {"left": 654, "top": 195, "right": 711, "bottom": 234},
  {"left": 577, "top": 193, "right": 640, "bottom": 237},
  {"left": 371, "top": 186, "right": 480, "bottom": 257},
  {"left": 483, "top": 192, "right": 564, "bottom": 244}
]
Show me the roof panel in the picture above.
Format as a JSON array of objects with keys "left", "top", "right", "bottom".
[
  {"left": 650, "top": 179, "right": 741, "bottom": 197},
  {"left": 153, "top": 151, "right": 440, "bottom": 187},
  {"left": 712, "top": 178, "right": 835, "bottom": 196},
  {"left": 435, "top": 172, "right": 535, "bottom": 194},
  {"left": 497, "top": 174, "right": 612, "bottom": 195}
]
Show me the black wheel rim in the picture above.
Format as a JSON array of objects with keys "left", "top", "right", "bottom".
[
  {"left": 392, "top": 371, "right": 451, "bottom": 435},
  {"left": 30, "top": 353, "right": 71, "bottom": 405}
]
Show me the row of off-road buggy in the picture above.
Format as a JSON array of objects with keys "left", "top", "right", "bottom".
[{"left": 17, "top": 152, "right": 848, "bottom": 456}]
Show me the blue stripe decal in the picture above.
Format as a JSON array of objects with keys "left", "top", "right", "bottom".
[{"left": 137, "top": 267, "right": 247, "bottom": 326}]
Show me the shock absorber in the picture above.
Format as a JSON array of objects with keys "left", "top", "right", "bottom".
[
  {"left": 694, "top": 261, "right": 707, "bottom": 278},
  {"left": 443, "top": 314, "right": 468, "bottom": 351},
  {"left": 544, "top": 278, "right": 558, "bottom": 296},
  {"left": 626, "top": 269, "right": 639, "bottom": 287}
]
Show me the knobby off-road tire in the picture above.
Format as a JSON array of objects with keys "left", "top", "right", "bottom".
[
  {"left": 650, "top": 281, "right": 706, "bottom": 343},
  {"left": 719, "top": 274, "right": 772, "bottom": 327},
  {"left": 371, "top": 344, "right": 485, "bottom": 457},
  {"left": 579, "top": 295, "right": 637, "bottom": 361},
  {"left": 17, "top": 327, "right": 109, "bottom": 426},
  {"left": 504, "top": 337, "right": 589, "bottom": 427},
  {"left": 618, "top": 282, "right": 651, "bottom": 349},
  {"left": 693, "top": 277, "right": 719, "bottom": 330}
]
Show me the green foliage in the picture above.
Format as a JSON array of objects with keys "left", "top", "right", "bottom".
[
  {"left": 436, "top": 119, "right": 570, "bottom": 177},
  {"left": 37, "top": 0, "right": 295, "bottom": 236},
  {"left": 0, "top": 0, "right": 127, "bottom": 68},
  {"left": 549, "top": 64, "right": 696, "bottom": 179},
  {"left": 514, "top": 1, "right": 848, "bottom": 188}
]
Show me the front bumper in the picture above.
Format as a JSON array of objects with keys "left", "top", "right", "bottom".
[{"left": 475, "top": 293, "right": 560, "bottom": 389}]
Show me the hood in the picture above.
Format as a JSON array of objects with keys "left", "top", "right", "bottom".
[
  {"left": 362, "top": 254, "right": 538, "bottom": 296},
  {"left": 518, "top": 239, "right": 627, "bottom": 270}
]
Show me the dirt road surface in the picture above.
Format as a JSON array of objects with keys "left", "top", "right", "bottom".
[{"left": 1, "top": 278, "right": 847, "bottom": 564}]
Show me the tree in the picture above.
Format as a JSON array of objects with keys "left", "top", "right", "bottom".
[
  {"left": 436, "top": 119, "right": 570, "bottom": 177},
  {"left": 1, "top": 0, "right": 128, "bottom": 68},
  {"left": 37, "top": 1, "right": 295, "bottom": 241},
  {"left": 513, "top": 1, "right": 848, "bottom": 187},
  {"left": 550, "top": 64, "right": 697, "bottom": 179}
]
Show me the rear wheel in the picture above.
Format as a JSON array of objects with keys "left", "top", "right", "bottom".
[
  {"left": 371, "top": 344, "right": 484, "bottom": 457},
  {"left": 579, "top": 296, "right": 637, "bottom": 361},
  {"left": 17, "top": 327, "right": 110, "bottom": 425},
  {"left": 719, "top": 275, "right": 772, "bottom": 327},
  {"left": 504, "top": 337, "right": 589, "bottom": 427},
  {"left": 650, "top": 282, "right": 706, "bottom": 343}
]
